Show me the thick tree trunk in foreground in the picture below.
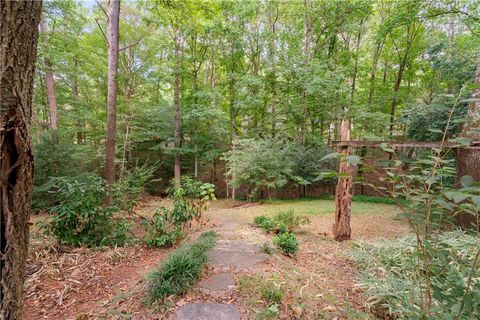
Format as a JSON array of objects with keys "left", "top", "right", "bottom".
[
  {"left": 455, "top": 53, "right": 480, "bottom": 228},
  {"left": 39, "top": 21, "right": 58, "bottom": 129},
  {"left": 0, "top": 1, "right": 42, "bottom": 318},
  {"left": 333, "top": 119, "right": 353, "bottom": 241},
  {"left": 173, "top": 30, "right": 182, "bottom": 189},
  {"left": 103, "top": 0, "right": 120, "bottom": 204}
]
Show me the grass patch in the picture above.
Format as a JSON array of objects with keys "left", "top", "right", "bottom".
[
  {"left": 238, "top": 275, "right": 285, "bottom": 316},
  {"left": 255, "top": 198, "right": 400, "bottom": 216},
  {"left": 147, "top": 231, "right": 216, "bottom": 302}
]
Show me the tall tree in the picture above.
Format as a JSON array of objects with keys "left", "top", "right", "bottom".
[
  {"left": 333, "top": 119, "right": 352, "bottom": 241},
  {"left": 0, "top": 1, "right": 42, "bottom": 318},
  {"left": 104, "top": 0, "right": 120, "bottom": 204},
  {"left": 39, "top": 20, "right": 58, "bottom": 129},
  {"left": 173, "top": 28, "right": 182, "bottom": 188}
]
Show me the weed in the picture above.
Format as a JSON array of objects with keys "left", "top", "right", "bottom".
[
  {"left": 256, "top": 304, "right": 279, "bottom": 320},
  {"left": 259, "top": 242, "right": 274, "bottom": 255},
  {"left": 260, "top": 284, "right": 283, "bottom": 304}
]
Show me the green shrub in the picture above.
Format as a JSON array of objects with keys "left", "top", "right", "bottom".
[
  {"left": 273, "top": 210, "right": 310, "bottom": 232},
  {"left": 143, "top": 208, "right": 183, "bottom": 247},
  {"left": 273, "top": 232, "right": 299, "bottom": 255},
  {"left": 148, "top": 231, "right": 217, "bottom": 302},
  {"left": 350, "top": 231, "right": 480, "bottom": 319},
  {"left": 254, "top": 211, "right": 310, "bottom": 234},
  {"left": 254, "top": 215, "right": 276, "bottom": 233},
  {"left": 38, "top": 174, "right": 134, "bottom": 247}
]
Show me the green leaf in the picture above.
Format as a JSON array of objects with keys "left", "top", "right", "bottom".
[
  {"left": 320, "top": 152, "right": 340, "bottom": 161},
  {"left": 448, "top": 137, "right": 472, "bottom": 146},
  {"left": 460, "top": 175, "right": 474, "bottom": 188},
  {"left": 471, "top": 196, "right": 480, "bottom": 206},
  {"left": 346, "top": 155, "right": 361, "bottom": 165},
  {"left": 444, "top": 191, "right": 468, "bottom": 203},
  {"left": 435, "top": 199, "right": 453, "bottom": 211}
]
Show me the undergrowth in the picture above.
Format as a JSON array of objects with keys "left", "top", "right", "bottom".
[
  {"left": 148, "top": 231, "right": 217, "bottom": 302},
  {"left": 350, "top": 231, "right": 480, "bottom": 319},
  {"left": 254, "top": 210, "right": 310, "bottom": 234}
]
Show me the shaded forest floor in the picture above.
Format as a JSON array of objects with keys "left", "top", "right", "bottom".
[{"left": 23, "top": 197, "right": 408, "bottom": 319}]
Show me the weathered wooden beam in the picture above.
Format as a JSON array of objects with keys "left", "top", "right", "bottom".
[{"left": 331, "top": 140, "right": 480, "bottom": 149}]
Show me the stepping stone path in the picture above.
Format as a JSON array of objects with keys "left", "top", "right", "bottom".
[
  {"left": 198, "top": 273, "right": 236, "bottom": 294},
  {"left": 176, "top": 302, "right": 240, "bottom": 320},
  {"left": 175, "top": 219, "right": 269, "bottom": 320},
  {"left": 208, "top": 240, "right": 269, "bottom": 268}
]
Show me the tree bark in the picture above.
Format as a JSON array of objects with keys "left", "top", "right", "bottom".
[
  {"left": 40, "top": 21, "right": 58, "bottom": 129},
  {"left": 173, "top": 29, "right": 182, "bottom": 189},
  {"left": 0, "top": 1, "right": 42, "bottom": 318},
  {"left": 333, "top": 119, "right": 353, "bottom": 241},
  {"left": 103, "top": 0, "right": 120, "bottom": 205}
]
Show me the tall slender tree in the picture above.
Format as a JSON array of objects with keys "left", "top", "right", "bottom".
[
  {"left": 0, "top": 1, "right": 42, "bottom": 318},
  {"left": 104, "top": 0, "right": 120, "bottom": 204}
]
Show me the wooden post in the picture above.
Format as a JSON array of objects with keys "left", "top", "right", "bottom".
[{"left": 333, "top": 119, "right": 352, "bottom": 241}]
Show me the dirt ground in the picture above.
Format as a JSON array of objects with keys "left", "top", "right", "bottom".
[{"left": 23, "top": 197, "right": 409, "bottom": 320}]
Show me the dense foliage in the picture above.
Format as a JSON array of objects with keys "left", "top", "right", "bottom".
[
  {"left": 33, "top": 0, "right": 480, "bottom": 199},
  {"left": 351, "top": 232, "right": 480, "bottom": 319},
  {"left": 38, "top": 174, "right": 134, "bottom": 247}
]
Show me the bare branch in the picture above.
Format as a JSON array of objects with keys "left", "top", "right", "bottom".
[
  {"left": 95, "top": 0, "right": 109, "bottom": 19},
  {"left": 119, "top": 36, "right": 144, "bottom": 52},
  {"left": 95, "top": 18, "right": 108, "bottom": 44}
]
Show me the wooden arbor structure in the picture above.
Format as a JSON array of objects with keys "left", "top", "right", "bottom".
[{"left": 330, "top": 139, "right": 480, "bottom": 241}]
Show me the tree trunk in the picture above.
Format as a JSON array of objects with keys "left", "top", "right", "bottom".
[
  {"left": 333, "top": 119, "right": 353, "bottom": 241},
  {"left": 368, "top": 40, "right": 383, "bottom": 106},
  {"left": 300, "top": 0, "right": 312, "bottom": 154},
  {"left": 455, "top": 53, "right": 480, "bottom": 228},
  {"left": 40, "top": 21, "right": 58, "bottom": 129},
  {"left": 103, "top": 0, "right": 120, "bottom": 205},
  {"left": 0, "top": 1, "right": 42, "bottom": 318},
  {"left": 173, "top": 29, "right": 182, "bottom": 189}
]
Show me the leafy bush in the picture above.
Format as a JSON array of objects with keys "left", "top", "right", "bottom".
[
  {"left": 143, "top": 178, "right": 216, "bottom": 247},
  {"left": 273, "top": 210, "right": 310, "bottom": 232},
  {"left": 148, "top": 231, "right": 217, "bottom": 301},
  {"left": 254, "top": 211, "right": 310, "bottom": 234},
  {"left": 39, "top": 174, "right": 134, "bottom": 247},
  {"left": 350, "top": 231, "right": 480, "bottom": 319},
  {"left": 254, "top": 215, "right": 277, "bottom": 233},
  {"left": 273, "top": 232, "right": 299, "bottom": 255},
  {"left": 32, "top": 130, "right": 97, "bottom": 211},
  {"left": 143, "top": 208, "right": 183, "bottom": 247}
]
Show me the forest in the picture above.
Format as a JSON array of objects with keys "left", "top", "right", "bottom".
[{"left": 1, "top": 0, "right": 480, "bottom": 319}]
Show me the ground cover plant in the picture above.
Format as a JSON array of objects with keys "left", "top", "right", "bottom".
[
  {"left": 147, "top": 231, "right": 217, "bottom": 302},
  {"left": 351, "top": 231, "right": 480, "bottom": 319},
  {"left": 273, "top": 232, "right": 299, "bottom": 256}
]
